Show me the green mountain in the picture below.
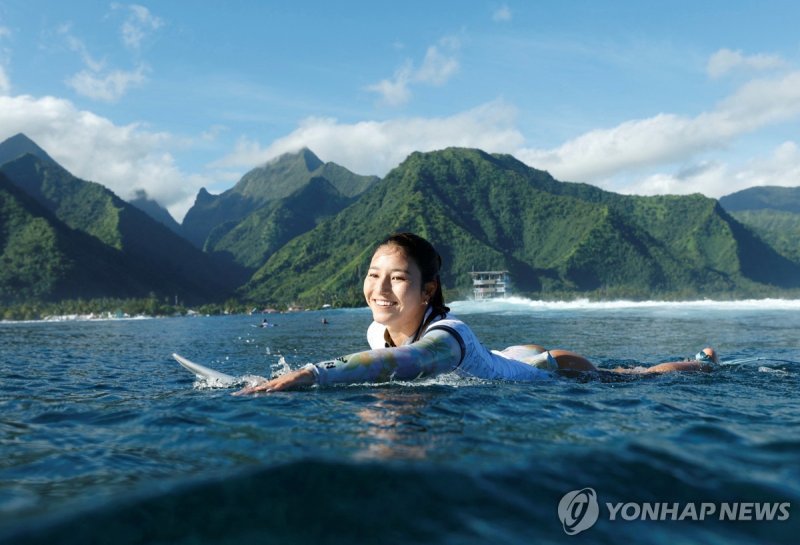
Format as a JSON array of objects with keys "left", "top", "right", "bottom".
[
  {"left": 0, "top": 133, "right": 57, "bottom": 166},
  {"left": 720, "top": 186, "right": 800, "bottom": 213},
  {"left": 181, "top": 148, "right": 378, "bottom": 248},
  {"left": 0, "top": 148, "right": 247, "bottom": 303},
  {"left": 240, "top": 148, "right": 800, "bottom": 306},
  {"left": 206, "top": 176, "right": 357, "bottom": 270},
  {"left": 720, "top": 186, "right": 800, "bottom": 264},
  {"left": 128, "top": 189, "right": 182, "bottom": 235},
  {"left": 0, "top": 172, "right": 155, "bottom": 303}
]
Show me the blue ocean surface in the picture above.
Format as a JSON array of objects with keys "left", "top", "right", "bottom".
[{"left": 1, "top": 298, "right": 799, "bottom": 544}]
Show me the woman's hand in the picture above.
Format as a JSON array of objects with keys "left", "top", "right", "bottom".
[{"left": 233, "top": 367, "right": 316, "bottom": 395}]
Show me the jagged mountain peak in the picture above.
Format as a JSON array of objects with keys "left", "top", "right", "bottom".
[
  {"left": 234, "top": 148, "right": 326, "bottom": 200},
  {"left": 0, "top": 133, "right": 58, "bottom": 167},
  {"left": 181, "top": 148, "right": 377, "bottom": 249},
  {"left": 264, "top": 147, "right": 324, "bottom": 172},
  {"left": 128, "top": 189, "right": 182, "bottom": 234}
]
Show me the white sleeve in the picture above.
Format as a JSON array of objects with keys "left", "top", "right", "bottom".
[{"left": 427, "top": 319, "right": 551, "bottom": 381}]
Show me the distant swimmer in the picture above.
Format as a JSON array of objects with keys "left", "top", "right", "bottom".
[
  {"left": 610, "top": 347, "right": 719, "bottom": 374},
  {"left": 321, "top": 318, "right": 329, "bottom": 325},
  {"left": 259, "top": 319, "right": 277, "bottom": 328}
]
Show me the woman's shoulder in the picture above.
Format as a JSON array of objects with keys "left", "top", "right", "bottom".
[
  {"left": 429, "top": 312, "right": 465, "bottom": 326},
  {"left": 423, "top": 313, "right": 475, "bottom": 338}
]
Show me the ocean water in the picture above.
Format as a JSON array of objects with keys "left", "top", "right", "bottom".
[{"left": 0, "top": 298, "right": 798, "bottom": 545}]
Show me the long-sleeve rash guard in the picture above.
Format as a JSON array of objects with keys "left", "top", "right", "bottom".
[{"left": 303, "top": 313, "right": 553, "bottom": 386}]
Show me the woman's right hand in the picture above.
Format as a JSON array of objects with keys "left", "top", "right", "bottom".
[{"left": 233, "top": 367, "right": 316, "bottom": 395}]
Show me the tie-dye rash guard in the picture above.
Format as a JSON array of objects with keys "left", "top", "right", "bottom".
[{"left": 302, "top": 314, "right": 553, "bottom": 385}]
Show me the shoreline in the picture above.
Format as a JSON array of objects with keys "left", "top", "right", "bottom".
[{"left": 4, "top": 297, "right": 800, "bottom": 324}]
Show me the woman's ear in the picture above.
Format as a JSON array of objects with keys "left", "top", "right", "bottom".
[{"left": 423, "top": 280, "right": 437, "bottom": 302}]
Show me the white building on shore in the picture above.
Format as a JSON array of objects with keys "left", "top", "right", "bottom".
[{"left": 469, "top": 271, "right": 511, "bottom": 300}]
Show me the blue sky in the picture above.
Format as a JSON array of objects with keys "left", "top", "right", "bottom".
[{"left": 1, "top": 1, "right": 799, "bottom": 220}]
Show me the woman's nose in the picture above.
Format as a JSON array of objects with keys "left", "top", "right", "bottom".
[{"left": 378, "top": 275, "right": 391, "bottom": 292}]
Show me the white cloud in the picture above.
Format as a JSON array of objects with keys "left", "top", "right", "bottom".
[
  {"left": 516, "top": 70, "right": 800, "bottom": 184},
  {"left": 199, "top": 124, "right": 228, "bottom": 142},
  {"left": 366, "top": 62, "right": 414, "bottom": 107},
  {"left": 210, "top": 100, "right": 523, "bottom": 176},
  {"left": 59, "top": 13, "right": 156, "bottom": 102},
  {"left": 416, "top": 43, "right": 460, "bottom": 86},
  {"left": 59, "top": 23, "right": 105, "bottom": 72},
  {"left": 492, "top": 5, "right": 512, "bottom": 22},
  {"left": 622, "top": 141, "right": 800, "bottom": 198},
  {"left": 0, "top": 94, "right": 206, "bottom": 221},
  {"left": 116, "top": 3, "right": 164, "bottom": 50},
  {"left": 707, "top": 48, "right": 786, "bottom": 78},
  {"left": 368, "top": 37, "right": 460, "bottom": 106},
  {"left": 66, "top": 64, "right": 148, "bottom": 102}
]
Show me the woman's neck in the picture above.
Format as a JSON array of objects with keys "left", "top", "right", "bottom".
[{"left": 385, "top": 306, "right": 432, "bottom": 346}]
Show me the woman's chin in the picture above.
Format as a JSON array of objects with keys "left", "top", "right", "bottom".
[{"left": 369, "top": 307, "right": 395, "bottom": 324}]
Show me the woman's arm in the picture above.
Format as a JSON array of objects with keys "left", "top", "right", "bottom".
[{"left": 234, "top": 329, "right": 462, "bottom": 394}]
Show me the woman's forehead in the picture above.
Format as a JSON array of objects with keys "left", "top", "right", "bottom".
[{"left": 370, "top": 245, "right": 419, "bottom": 270}]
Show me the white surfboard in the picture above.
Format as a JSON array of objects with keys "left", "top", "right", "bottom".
[{"left": 173, "top": 353, "right": 236, "bottom": 383}]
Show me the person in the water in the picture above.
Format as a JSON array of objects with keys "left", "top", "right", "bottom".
[{"left": 236, "top": 233, "right": 715, "bottom": 394}]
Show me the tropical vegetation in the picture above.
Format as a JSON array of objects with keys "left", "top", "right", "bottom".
[{"left": 2, "top": 134, "right": 799, "bottom": 318}]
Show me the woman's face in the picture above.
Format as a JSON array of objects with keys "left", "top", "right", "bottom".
[{"left": 363, "top": 245, "right": 431, "bottom": 333}]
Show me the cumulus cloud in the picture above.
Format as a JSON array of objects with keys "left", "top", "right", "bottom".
[
  {"left": 210, "top": 100, "right": 523, "bottom": 176},
  {"left": 707, "top": 48, "right": 786, "bottom": 78},
  {"left": 416, "top": 42, "right": 460, "bottom": 85},
  {"left": 114, "top": 3, "right": 164, "bottom": 50},
  {"left": 66, "top": 64, "right": 148, "bottom": 102},
  {"left": 0, "top": 94, "right": 206, "bottom": 221},
  {"left": 623, "top": 141, "right": 800, "bottom": 198},
  {"left": 516, "top": 70, "right": 800, "bottom": 184},
  {"left": 492, "top": 4, "right": 512, "bottom": 22},
  {"left": 366, "top": 62, "right": 414, "bottom": 107},
  {"left": 367, "top": 37, "right": 460, "bottom": 106}
]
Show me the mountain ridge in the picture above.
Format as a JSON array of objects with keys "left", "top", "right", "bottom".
[
  {"left": 719, "top": 185, "right": 800, "bottom": 265},
  {"left": 128, "top": 189, "right": 182, "bottom": 235},
  {"left": 0, "top": 138, "right": 247, "bottom": 304},
  {"left": 2, "top": 134, "right": 799, "bottom": 308},
  {"left": 181, "top": 148, "right": 378, "bottom": 249},
  {"left": 0, "top": 133, "right": 57, "bottom": 167},
  {"left": 240, "top": 147, "right": 800, "bottom": 306}
]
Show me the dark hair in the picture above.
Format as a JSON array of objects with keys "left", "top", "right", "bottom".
[{"left": 375, "top": 232, "right": 450, "bottom": 321}]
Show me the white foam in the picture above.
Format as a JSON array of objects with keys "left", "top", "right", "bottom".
[
  {"left": 758, "top": 366, "right": 789, "bottom": 375},
  {"left": 449, "top": 297, "right": 800, "bottom": 314}
]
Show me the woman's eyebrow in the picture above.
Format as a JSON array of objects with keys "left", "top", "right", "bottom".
[{"left": 368, "top": 266, "right": 410, "bottom": 273}]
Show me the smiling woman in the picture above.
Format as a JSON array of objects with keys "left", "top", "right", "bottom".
[{"left": 235, "top": 232, "right": 598, "bottom": 394}]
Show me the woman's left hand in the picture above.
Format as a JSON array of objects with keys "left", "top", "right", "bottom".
[{"left": 234, "top": 367, "right": 316, "bottom": 395}]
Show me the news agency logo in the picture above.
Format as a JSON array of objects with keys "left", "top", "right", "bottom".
[
  {"left": 558, "top": 488, "right": 600, "bottom": 535},
  {"left": 557, "top": 488, "right": 791, "bottom": 535}
]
